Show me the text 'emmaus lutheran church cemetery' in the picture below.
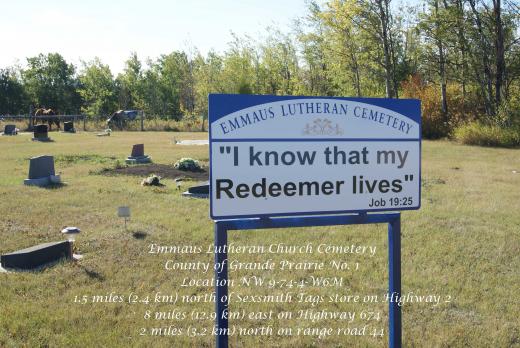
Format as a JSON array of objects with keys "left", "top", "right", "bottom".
[{"left": 0, "top": 0, "right": 519, "bottom": 347}]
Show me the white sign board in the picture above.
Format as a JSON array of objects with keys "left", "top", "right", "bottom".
[
  {"left": 209, "top": 95, "right": 421, "bottom": 220},
  {"left": 118, "top": 206, "right": 131, "bottom": 218}
]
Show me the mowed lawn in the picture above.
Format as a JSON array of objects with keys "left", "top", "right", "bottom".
[{"left": 0, "top": 131, "right": 519, "bottom": 348}]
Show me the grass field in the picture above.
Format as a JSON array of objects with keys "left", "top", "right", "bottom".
[{"left": 0, "top": 131, "right": 519, "bottom": 347}]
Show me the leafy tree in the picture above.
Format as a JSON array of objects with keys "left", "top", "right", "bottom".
[
  {"left": 22, "top": 53, "right": 80, "bottom": 113},
  {"left": 419, "top": 0, "right": 451, "bottom": 122},
  {"left": 155, "top": 50, "right": 191, "bottom": 118},
  {"left": 116, "top": 52, "right": 144, "bottom": 110},
  {"left": 193, "top": 51, "right": 224, "bottom": 130},
  {"left": 0, "top": 67, "right": 27, "bottom": 114},
  {"left": 78, "top": 58, "right": 117, "bottom": 116},
  {"left": 140, "top": 61, "right": 163, "bottom": 116},
  {"left": 259, "top": 28, "right": 301, "bottom": 95},
  {"left": 317, "top": 0, "right": 365, "bottom": 96},
  {"left": 220, "top": 34, "right": 258, "bottom": 94},
  {"left": 295, "top": 3, "right": 335, "bottom": 96}
]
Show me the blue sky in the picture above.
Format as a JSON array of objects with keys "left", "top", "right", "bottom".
[{"left": 0, "top": 0, "right": 311, "bottom": 74}]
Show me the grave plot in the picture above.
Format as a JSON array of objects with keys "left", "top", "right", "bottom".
[{"left": 99, "top": 163, "right": 208, "bottom": 181}]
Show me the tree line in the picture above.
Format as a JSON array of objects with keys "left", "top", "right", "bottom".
[{"left": 0, "top": 0, "right": 519, "bottom": 137}]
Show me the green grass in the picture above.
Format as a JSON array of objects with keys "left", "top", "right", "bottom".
[{"left": 0, "top": 132, "right": 519, "bottom": 347}]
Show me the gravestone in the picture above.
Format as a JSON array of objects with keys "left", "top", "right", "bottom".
[
  {"left": 1, "top": 241, "right": 72, "bottom": 269},
  {"left": 2, "top": 124, "right": 17, "bottom": 135},
  {"left": 63, "top": 121, "right": 75, "bottom": 133},
  {"left": 32, "top": 124, "right": 50, "bottom": 141},
  {"left": 126, "top": 144, "right": 151, "bottom": 164},
  {"left": 183, "top": 181, "right": 210, "bottom": 198},
  {"left": 24, "top": 155, "right": 61, "bottom": 187},
  {"left": 131, "top": 144, "right": 144, "bottom": 157}
]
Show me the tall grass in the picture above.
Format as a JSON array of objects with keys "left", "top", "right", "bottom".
[
  {"left": 453, "top": 122, "right": 520, "bottom": 148},
  {"left": 0, "top": 117, "right": 206, "bottom": 133}
]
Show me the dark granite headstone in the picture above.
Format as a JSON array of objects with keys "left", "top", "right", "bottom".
[
  {"left": 126, "top": 144, "right": 150, "bottom": 164},
  {"left": 188, "top": 181, "right": 210, "bottom": 194},
  {"left": 131, "top": 144, "right": 145, "bottom": 157},
  {"left": 3, "top": 124, "right": 16, "bottom": 135},
  {"left": 34, "top": 124, "right": 48, "bottom": 139},
  {"left": 1, "top": 241, "right": 72, "bottom": 269},
  {"left": 63, "top": 121, "right": 74, "bottom": 132},
  {"left": 28, "top": 155, "right": 55, "bottom": 179}
]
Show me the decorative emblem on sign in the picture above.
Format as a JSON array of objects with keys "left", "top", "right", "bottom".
[{"left": 302, "top": 118, "right": 344, "bottom": 136}]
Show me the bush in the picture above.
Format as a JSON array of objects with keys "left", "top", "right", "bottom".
[
  {"left": 453, "top": 122, "right": 520, "bottom": 148},
  {"left": 174, "top": 158, "right": 202, "bottom": 171},
  {"left": 401, "top": 75, "right": 482, "bottom": 139}
]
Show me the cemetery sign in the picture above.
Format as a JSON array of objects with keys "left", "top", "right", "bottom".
[{"left": 209, "top": 94, "right": 421, "bottom": 219}]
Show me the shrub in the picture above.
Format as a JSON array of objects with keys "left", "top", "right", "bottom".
[
  {"left": 401, "top": 75, "right": 447, "bottom": 138},
  {"left": 401, "top": 75, "right": 482, "bottom": 139},
  {"left": 174, "top": 158, "right": 202, "bottom": 171},
  {"left": 453, "top": 122, "right": 520, "bottom": 148}
]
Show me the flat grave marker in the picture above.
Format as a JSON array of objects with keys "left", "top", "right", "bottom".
[
  {"left": 0, "top": 241, "right": 72, "bottom": 270},
  {"left": 182, "top": 181, "right": 210, "bottom": 198}
]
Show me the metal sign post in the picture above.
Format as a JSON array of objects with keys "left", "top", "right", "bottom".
[
  {"left": 214, "top": 213, "right": 401, "bottom": 348},
  {"left": 118, "top": 206, "right": 131, "bottom": 230}
]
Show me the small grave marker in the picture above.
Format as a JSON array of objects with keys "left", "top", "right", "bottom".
[
  {"left": 118, "top": 206, "right": 131, "bottom": 229},
  {"left": 2, "top": 124, "right": 17, "bottom": 135},
  {"left": 126, "top": 144, "right": 151, "bottom": 164},
  {"left": 63, "top": 121, "right": 75, "bottom": 133},
  {"left": 32, "top": 124, "right": 50, "bottom": 141}
]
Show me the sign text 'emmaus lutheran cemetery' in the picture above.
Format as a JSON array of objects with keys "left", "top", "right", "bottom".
[{"left": 209, "top": 94, "right": 421, "bottom": 219}]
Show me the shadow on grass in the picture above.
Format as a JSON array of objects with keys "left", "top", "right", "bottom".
[
  {"left": 421, "top": 178, "right": 446, "bottom": 189},
  {"left": 132, "top": 231, "right": 148, "bottom": 240},
  {"left": 80, "top": 265, "right": 105, "bottom": 281},
  {"left": 41, "top": 182, "right": 68, "bottom": 190},
  {"left": 31, "top": 138, "right": 55, "bottom": 142}
]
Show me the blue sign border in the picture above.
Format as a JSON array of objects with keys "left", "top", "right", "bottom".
[{"left": 209, "top": 94, "right": 421, "bottom": 220}]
